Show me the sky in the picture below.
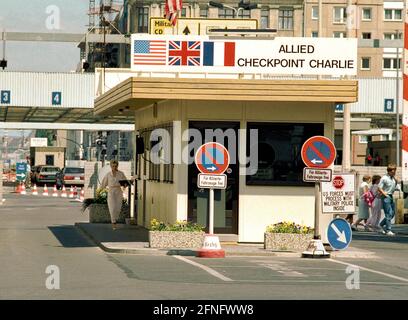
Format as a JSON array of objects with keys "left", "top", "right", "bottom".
[{"left": 0, "top": 0, "right": 89, "bottom": 72}]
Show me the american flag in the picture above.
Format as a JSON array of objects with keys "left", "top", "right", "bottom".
[
  {"left": 168, "top": 41, "right": 201, "bottom": 66},
  {"left": 133, "top": 40, "right": 167, "bottom": 65},
  {"left": 165, "top": 0, "right": 182, "bottom": 26}
]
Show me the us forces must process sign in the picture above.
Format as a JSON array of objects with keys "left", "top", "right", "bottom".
[{"left": 321, "top": 174, "right": 356, "bottom": 214}]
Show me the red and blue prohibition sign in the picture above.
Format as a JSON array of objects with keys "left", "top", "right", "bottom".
[
  {"left": 301, "top": 136, "right": 336, "bottom": 169},
  {"left": 195, "top": 142, "right": 230, "bottom": 175}
]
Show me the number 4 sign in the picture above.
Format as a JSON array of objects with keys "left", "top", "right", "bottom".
[{"left": 52, "top": 92, "right": 62, "bottom": 105}]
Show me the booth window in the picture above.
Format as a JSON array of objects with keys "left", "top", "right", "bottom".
[
  {"left": 139, "top": 123, "right": 174, "bottom": 183},
  {"left": 246, "top": 122, "right": 324, "bottom": 186}
]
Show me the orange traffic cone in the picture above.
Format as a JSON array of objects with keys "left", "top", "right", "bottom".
[
  {"left": 16, "top": 182, "right": 22, "bottom": 194},
  {"left": 69, "top": 186, "right": 74, "bottom": 198},
  {"left": 43, "top": 184, "right": 49, "bottom": 196},
  {"left": 79, "top": 188, "right": 85, "bottom": 202},
  {"left": 20, "top": 183, "right": 27, "bottom": 195},
  {"left": 32, "top": 184, "right": 38, "bottom": 196},
  {"left": 52, "top": 185, "right": 59, "bottom": 197},
  {"left": 61, "top": 185, "right": 68, "bottom": 198}
]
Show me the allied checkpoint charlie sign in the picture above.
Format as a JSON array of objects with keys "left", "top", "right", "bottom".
[{"left": 131, "top": 34, "right": 358, "bottom": 76}]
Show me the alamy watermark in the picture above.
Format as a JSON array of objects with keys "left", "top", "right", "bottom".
[
  {"left": 45, "top": 5, "right": 60, "bottom": 30},
  {"left": 45, "top": 265, "right": 60, "bottom": 290},
  {"left": 147, "top": 121, "right": 259, "bottom": 176},
  {"left": 345, "top": 265, "right": 360, "bottom": 290}
]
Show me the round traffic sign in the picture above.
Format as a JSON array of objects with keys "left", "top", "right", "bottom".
[
  {"left": 301, "top": 136, "right": 336, "bottom": 168},
  {"left": 332, "top": 176, "right": 345, "bottom": 189},
  {"left": 195, "top": 142, "right": 230, "bottom": 175},
  {"left": 327, "top": 218, "right": 352, "bottom": 250}
]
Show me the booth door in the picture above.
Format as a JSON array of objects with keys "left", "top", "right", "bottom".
[{"left": 187, "top": 121, "right": 239, "bottom": 234}]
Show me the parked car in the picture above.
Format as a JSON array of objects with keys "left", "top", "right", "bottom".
[
  {"left": 56, "top": 167, "right": 85, "bottom": 189},
  {"left": 34, "top": 165, "right": 60, "bottom": 185}
]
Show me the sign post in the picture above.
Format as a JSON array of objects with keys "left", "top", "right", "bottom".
[
  {"left": 195, "top": 142, "right": 230, "bottom": 258},
  {"left": 301, "top": 136, "right": 336, "bottom": 259}
]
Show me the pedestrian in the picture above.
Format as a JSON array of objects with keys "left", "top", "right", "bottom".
[
  {"left": 25, "top": 158, "right": 31, "bottom": 189},
  {"left": 351, "top": 175, "right": 371, "bottom": 231},
  {"left": 365, "top": 175, "right": 382, "bottom": 231},
  {"left": 378, "top": 164, "right": 398, "bottom": 236},
  {"left": 100, "top": 160, "right": 128, "bottom": 230}
]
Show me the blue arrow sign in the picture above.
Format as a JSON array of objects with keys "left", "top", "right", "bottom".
[{"left": 327, "top": 218, "right": 352, "bottom": 250}]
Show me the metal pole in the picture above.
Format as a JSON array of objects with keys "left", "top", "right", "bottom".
[
  {"left": 342, "top": 0, "right": 353, "bottom": 172},
  {"left": 314, "top": 182, "right": 321, "bottom": 239},
  {"left": 397, "top": 30, "right": 401, "bottom": 166},
  {"left": 209, "top": 188, "right": 215, "bottom": 234}
]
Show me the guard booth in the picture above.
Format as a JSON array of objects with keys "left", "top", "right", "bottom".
[{"left": 94, "top": 35, "right": 359, "bottom": 243}]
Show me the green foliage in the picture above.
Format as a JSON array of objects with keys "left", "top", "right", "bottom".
[
  {"left": 266, "top": 221, "right": 314, "bottom": 234},
  {"left": 150, "top": 219, "right": 204, "bottom": 232}
]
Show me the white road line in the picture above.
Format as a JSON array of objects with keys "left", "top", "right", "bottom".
[
  {"left": 328, "top": 259, "right": 408, "bottom": 283},
  {"left": 237, "top": 279, "right": 408, "bottom": 285},
  {"left": 173, "top": 256, "right": 234, "bottom": 282}
]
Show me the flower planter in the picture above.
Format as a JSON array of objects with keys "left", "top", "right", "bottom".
[
  {"left": 264, "top": 232, "right": 313, "bottom": 252},
  {"left": 149, "top": 231, "right": 205, "bottom": 248},
  {"left": 87, "top": 203, "right": 129, "bottom": 223}
]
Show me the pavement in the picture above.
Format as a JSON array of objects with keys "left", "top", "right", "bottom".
[{"left": 74, "top": 222, "right": 379, "bottom": 259}]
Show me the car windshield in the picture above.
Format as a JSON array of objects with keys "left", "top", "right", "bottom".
[
  {"left": 42, "top": 167, "right": 59, "bottom": 173},
  {"left": 64, "top": 168, "right": 84, "bottom": 174}
]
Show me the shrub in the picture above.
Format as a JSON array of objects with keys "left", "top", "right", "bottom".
[
  {"left": 150, "top": 219, "right": 204, "bottom": 232},
  {"left": 266, "top": 221, "right": 313, "bottom": 234},
  {"left": 81, "top": 188, "right": 127, "bottom": 212}
]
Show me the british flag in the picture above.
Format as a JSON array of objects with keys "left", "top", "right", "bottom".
[{"left": 168, "top": 41, "right": 201, "bottom": 66}]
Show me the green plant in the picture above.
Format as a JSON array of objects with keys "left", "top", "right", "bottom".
[
  {"left": 266, "top": 221, "right": 313, "bottom": 234},
  {"left": 81, "top": 188, "right": 127, "bottom": 212},
  {"left": 150, "top": 219, "right": 204, "bottom": 232}
]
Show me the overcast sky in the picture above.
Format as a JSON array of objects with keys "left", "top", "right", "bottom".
[{"left": 0, "top": 0, "right": 89, "bottom": 72}]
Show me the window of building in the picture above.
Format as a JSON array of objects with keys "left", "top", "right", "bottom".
[
  {"left": 260, "top": 9, "right": 269, "bottom": 28},
  {"left": 384, "top": 9, "right": 402, "bottom": 21},
  {"left": 333, "top": 31, "right": 346, "bottom": 38},
  {"left": 362, "top": 32, "right": 371, "bottom": 39},
  {"left": 361, "top": 57, "right": 370, "bottom": 70},
  {"left": 383, "top": 58, "right": 401, "bottom": 70},
  {"left": 246, "top": 122, "right": 324, "bottom": 186},
  {"left": 311, "top": 31, "right": 318, "bottom": 38},
  {"left": 200, "top": 8, "right": 208, "bottom": 18},
  {"left": 278, "top": 8, "right": 294, "bottom": 30},
  {"left": 136, "top": 7, "right": 149, "bottom": 33},
  {"left": 333, "top": 7, "right": 347, "bottom": 24},
  {"left": 181, "top": 7, "right": 187, "bottom": 17},
  {"left": 384, "top": 32, "right": 402, "bottom": 40},
  {"left": 362, "top": 8, "right": 372, "bottom": 21},
  {"left": 238, "top": 9, "right": 251, "bottom": 19},
  {"left": 312, "top": 6, "right": 319, "bottom": 20},
  {"left": 219, "top": 8, "right": 235, "bottom": 18},
  {"left": 359, "top": 135, "right": 368, "bottom": 144}
]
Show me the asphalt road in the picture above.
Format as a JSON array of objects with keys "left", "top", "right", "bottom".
[{"left": 1, "top": 191, "right": 408, "bottom": 300}]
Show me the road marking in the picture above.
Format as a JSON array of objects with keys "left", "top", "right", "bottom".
[
  {"left": 236, "top": 279, "right": 408, "bottom": 285},
  {"left": 328, "top": 259, "right": 408, "bottom": 283},
  {"left": 260, "top": 262, "right": 307, "bottom": 277},
  {"left": 173, "top": 256, "right": 234, "bottom": 282}
]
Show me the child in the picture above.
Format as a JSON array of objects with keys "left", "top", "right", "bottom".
[
  {"left": 351, "top": 175, "right": 371, "bottom": 231},
  {"left": 365, "top": 175, "right": 382, "bottom": 231}
]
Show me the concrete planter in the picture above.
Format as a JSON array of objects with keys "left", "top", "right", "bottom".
[
  {"left": 149, "top": 231, "right": 205, "bottom": 248},
  {"left": 264, "top": 232, "right": 313, "bottom": 252},
  {"left": 87, "top": 203, "right": 129, "bottom": 223}
]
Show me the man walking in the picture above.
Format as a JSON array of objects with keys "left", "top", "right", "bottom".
[
  {"left": 25, "top": 158, "right": 31, "bottom": 189},
  {"left": 378, "top": 164, "right": 397, "bottom": 236}
]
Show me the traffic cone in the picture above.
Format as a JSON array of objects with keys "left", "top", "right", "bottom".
[
  {"left": 43, "top": 184, "right": 49, "bottom": 196},
  {"left": 16, "top": 182, "right": 22, "bottom": 194},
  {"left": 52, "top": 185, "right": 59, "bottom": 197},
  {"left": 197, "top": 234, "right": 225, "bottom": 258},
  {"left": 79, "top": 188, "right": 85, "bottom": 202},
  {"left": 32, "top": 184, "right": 38, "bottom": 196},
  {"left": 20, "top": 183, "right": 27, "bottom": 195},
  {"left": 61, "top": 185, "right": 68, "bottom": 198},
  {"left": 69, "top": 186, "right": 74, "bottom": 198}
]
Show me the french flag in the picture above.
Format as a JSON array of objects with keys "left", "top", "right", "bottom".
[{"left": 203, "top": 41, "right": 235, "bottom": 67}]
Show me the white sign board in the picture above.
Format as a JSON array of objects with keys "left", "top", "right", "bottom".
[
  {"left": 321, "top": 174, "right": 356, "bottom": 214},
  {"left": 30, "top": 137, "right": 48, "bottom": 147},
  {"left": 303, "top": 168, "right": 332, "bottom": 183},
  {"left": 150, "top": 18, "right": 258, "bottom": 36},
  {"left": 131, "top": 34, "right": 357, "bottom": 76},
  {"left": 198, "top": 174, "right": 227, "bottom": 189}
]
